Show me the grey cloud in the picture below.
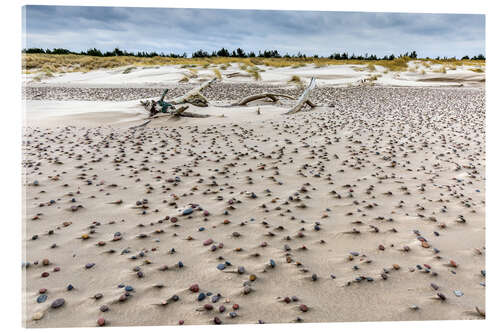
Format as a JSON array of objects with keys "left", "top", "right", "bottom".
[{"left": 23, "top": 6, "right": 485, "bottom": 57}]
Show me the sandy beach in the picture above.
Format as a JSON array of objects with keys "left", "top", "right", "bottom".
[{"left": 22, "top": 65, "right": 485, "bottom": 327}]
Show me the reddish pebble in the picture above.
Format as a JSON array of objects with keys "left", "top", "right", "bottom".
[
  {"left": 53, "top": 266, "right": 60, "bottom": 272},
  {"left": 97, "top": 318, "right": 105, "bottom": 326},
  {"left": 214, "top": 317, "right": 222, "bottom": 325},
  {"left": 204, "top": 304, "right": 213, "bottom": 310},
  {"left": 178, "top": 320, "right": 184, "bottom": 325},
  {"left": 189, "top": 284, "right": 200, "bottom": 292},
  {"left": 41, "top": 272, "right": 49, "bottom": 278},
  {"left": 232, "top": 304, "right": 239, "bottom": 310},
  {"left": 299, "top": 304, "right": 309, "bottom": 312},
  {"left": 39, "top": 288, "right": 47, "bottom": 294}
]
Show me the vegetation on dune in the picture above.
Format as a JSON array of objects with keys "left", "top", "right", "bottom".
[
  {"left": 366, "top": 63, "right": 377, "bottom": 72},
  {"left": 433, "top": 66, "right": 447, "bottom": 74},
  {"left": 212, "top": 68, "right": 222, "bottom": 79},
  {"left": 245, "top": 66, "right": 261, "bottom": 81},
  {"left": 22, "top": 47, "right": 485, "bottom": 74},
  {"left": 289, "top": 75, "right": 302, "bottom": 84},
  {"left": 122, "top": 66, "right": 136, "bottom": 74}
]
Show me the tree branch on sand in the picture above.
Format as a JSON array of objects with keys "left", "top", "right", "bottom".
[
  {"left": 285, "top": 77, "right": 317, "bottom": 115},
  {"left": 132, "top": 78, "right": 216, "bottom": 129},
  {"left": 232, "top": 92, "right": 316, "bottom": 107},
  {"left": 169, "top": 77, "right": 217, "bottom": 107}
]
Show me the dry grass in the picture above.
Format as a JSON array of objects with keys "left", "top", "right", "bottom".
[
  {"left": 469, "top": 67, "right": 484, "bottom": 73},
  {"left": 245, "top": 66, "right": 261, "bottom": 81},
  {"left": 433, "top": 66, "right": 447, "bottom": 74},
  {"left": 187, "top": 68, "right": 198, "bottom": 77},
  {"left": 289, "top": 75, "right": 302, "bottom": 84},
  {"left": 22, "top": 53, "right": 486, "bottom": 74},
  {"left": 314, "top": 62, "right": 327, "bottom": 68},
  {"left": 212, "top": 68, "right": 222, "bottom": 79},
  {"left": 122, "top": 66, "right": 136, "bottom": 74},
  {"left": 366, "top": 63, "right": 376, "bottom": 72},
  {"left": 367, "top": 74, "right": 382, "bottom": 81}
]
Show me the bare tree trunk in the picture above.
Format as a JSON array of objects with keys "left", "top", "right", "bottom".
[{"left": 285, "top": 77, "right": 317, "bottom": 115}]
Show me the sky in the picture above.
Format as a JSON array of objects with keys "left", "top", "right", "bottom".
[{"left": 22, "top": 6, "right": 485, "bottom": 58}]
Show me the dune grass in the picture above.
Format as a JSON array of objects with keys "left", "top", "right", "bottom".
[
  {"left": 367, "top": 74, "right": 382, "bottom": 81},
  {"left": 122, "top": 66, "right": 137, "bottom": 74},
  {"left": 245, "top": 66, "right": 261, "bottom": 81},
  {"left": 469, "top": 67, "right": 484, "bottom": 73},
  {"left": 212, "top": 68, "right": 222, "bottom": 79},
  {"left": 289, "top": 75, "right": 302, "bottom": 84},
  {"left": 22, "top": 53, "right": 485, "bottom": 74},
  {"left": 433, "top": 66, "right": 447, "bottom": 74}
]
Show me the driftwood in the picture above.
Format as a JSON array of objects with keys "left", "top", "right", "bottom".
[
  {"left": 226, "top": 72, "right": 252, "bottom": 78},
  {"left": 285, "top": 77, "right": 317, "bottom": 115},
  {"left": 129, "top": 119, "right": 152, "bottom": 130},
  {"left": 171, "top": 105, "right": 190, "bottom": 116},
  {"left": 136, "top": 78, "right": 217, "bottom": 128},
  {"left": 181, "top": 111, "right": 210, "bottom": 118},
  {"left": 170, "top": 77, "right": 216, "bottom": 107},
  {"left": 233, "top": 93, "right": 316, "bottom": 107}
]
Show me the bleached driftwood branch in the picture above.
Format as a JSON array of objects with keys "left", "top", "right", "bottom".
[
  {"left": 170, "top": 77, "right": 217, "bottom": 107},
  {"left": 232, "top": 93, "right": 317, "bottom": 107},
  {"left": 225, "top": 72, "right": 252, "bottom": 78},
  {"left": 285, "top": 77, "right": 317, "bottom": 115}
]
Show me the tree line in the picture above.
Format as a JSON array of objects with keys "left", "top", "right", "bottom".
[{"left": 22, "top": 47, "right": 485, "bottom": 61}]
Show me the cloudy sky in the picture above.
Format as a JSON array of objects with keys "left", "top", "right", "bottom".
[{"left": 23, "top": 5, "right": 485, "bottom": 58}]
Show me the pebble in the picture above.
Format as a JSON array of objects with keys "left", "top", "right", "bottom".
[
  {"left": 37, "top": 294, "right": 47, "bottom": 303},
  {"left": 32, "top": 312, "right": 44, "bottom": 320},
  {"left": 51, "top": 298, "right": 65, "bottom": 308}
]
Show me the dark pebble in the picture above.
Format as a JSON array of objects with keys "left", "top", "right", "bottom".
[{"left": 51, "top": 298, "right": 65, "bottom": 308}]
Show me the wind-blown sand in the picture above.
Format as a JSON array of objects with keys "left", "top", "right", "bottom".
[{"left": 22, "top": 67, "right": 485, "bottom": 327}]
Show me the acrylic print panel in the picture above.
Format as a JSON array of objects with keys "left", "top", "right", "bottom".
[{"left": 22, "top": 4, "right": 485, "bottom": 328}]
